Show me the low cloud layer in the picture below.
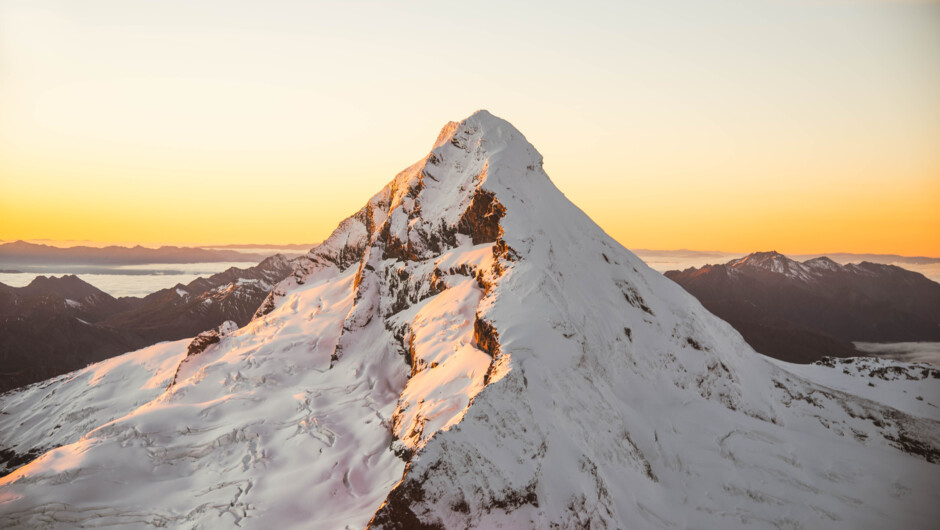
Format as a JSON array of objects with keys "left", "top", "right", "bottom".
[{"left": 854, "top": 342, "right": 940, "bottom": 366}]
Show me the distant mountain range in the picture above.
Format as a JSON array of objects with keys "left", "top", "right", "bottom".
[
  {"left": 0, "top": 241, "right": 269, "bottom": 266},
  {"left": 4, "top": 241, "right": 936, "bottom": 392},
  {"left": 1, "top": 111, "right": 936, "bottom": 528},
  {"left": 665, "top": 251, "right": 940, "bottom": 363},
  {"left": 0, "top": 254, "right": 294, "bottom": 392},
  {"left": 793, "top": 252, "right": 940, "bottom": 266},
  {"left": 633, "top": 248, "right": 940, "bottom": 283},
  {"left": 204, "top": 243, "right": 315, "bottom": 250},
  {"left": 632, "top": 248, "right": 940, "bottom": 265}
]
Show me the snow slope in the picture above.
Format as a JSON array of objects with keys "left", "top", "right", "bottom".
[
  {"left": 0, "top": 339, "right": 189, "bottom": 476},
  {"left": 1, "top": 111, "right": 938, "bottom": 529}
]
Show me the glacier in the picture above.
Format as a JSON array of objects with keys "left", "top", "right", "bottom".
[{"left": 1, "top": 110, "right": 938, "bottom": 529}]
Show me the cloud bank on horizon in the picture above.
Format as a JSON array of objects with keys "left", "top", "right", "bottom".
[{"left": 854, "top": 342, "right": 940, "bottom": 366}]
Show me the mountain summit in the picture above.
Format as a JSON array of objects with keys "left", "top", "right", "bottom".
[{"left": 1, "top": 111, "right": 937, "bottom": 529}]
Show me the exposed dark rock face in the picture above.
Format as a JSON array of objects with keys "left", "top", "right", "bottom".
[
  {"left": 0, "top": 447, "right": 46, "bottom": 475},
  {"left": 369, "top": 468, "right": 445, "bottom": 530},
  {"left": 252, "top": 292, "right": 279, "bottom": 320},
  {"left": 371, "top": 456, "right": 541, "bottom": 528},
  {"left": 380, "top": 220, "right": 419, "bottom": 262},
  {"left": 3, "top": 111, "right": 938, "bottom": 530},
  {"left": 457, "top": 189, "right": 506, "bottom": 245},
  {"left": 168, "top": 321, "right": 237, "bottom": 388},
  {"left": 336, "top": 130, "right": 525, "bottom": 528},
  {"left": 186, "top": 329, "right": 221, "bottom": 357},
  {"left": 665, "top": 251, "right": 940, "bottom": 364},
  {"left": 473, "top": 317, "right": 500, "bottom": 357},
  {"left": 256, "top": 208, "right": 376, "bottom": 321},
  {"left": 814, "top": 356, "right": 939, "bottom": 381}
]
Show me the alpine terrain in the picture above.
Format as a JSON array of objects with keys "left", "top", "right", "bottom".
[
  {"left": 0, "top": 255, "right": 295, "bottom": 393},
  {"left": 666, "top": 251, "right": 940, "bottom": 364},
  {"left": 0, "top": 111, "right": 937, "bottom": 529}
]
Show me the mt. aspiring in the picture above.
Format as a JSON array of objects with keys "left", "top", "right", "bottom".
[{"left": 0, "top": 111, "right": 937, "bottom": 529}]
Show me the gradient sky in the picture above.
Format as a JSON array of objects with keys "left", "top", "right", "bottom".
[{"left": 1, "top": 0, "right": 938, "bottom": 255}]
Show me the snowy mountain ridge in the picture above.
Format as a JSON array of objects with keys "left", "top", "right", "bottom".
[
  {"left": 666, "top": 250, "right": 940, "bottom": 362},
  {"left": 1, "top": 111, "right": 938, "bottom": 529},
  {"left": 723, "top": 250, "right": 907, "bottom": 281}
]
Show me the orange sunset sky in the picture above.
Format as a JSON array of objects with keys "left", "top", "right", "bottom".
[{"left": 1, "top": 0, "right": 938, "bottom": 256}]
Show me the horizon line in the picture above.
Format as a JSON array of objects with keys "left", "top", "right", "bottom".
[{"left": 2, "top": 239, "right": 939, "bottom": 261}]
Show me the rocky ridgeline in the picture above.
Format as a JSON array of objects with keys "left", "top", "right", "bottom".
[
  {"left": 1, "top": 111, "right": 937, "bottom": 529},
  {"left": 815, "top": 356, "right": 939, "bottom": 382}
]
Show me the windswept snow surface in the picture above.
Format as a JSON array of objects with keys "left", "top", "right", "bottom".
[
  {"left": 0, "top": 339, "right": 189, "bottom": 475},
  {"left": 2, "top": 111, "right": 939, "bottom": 529},
  {"left": 1, "top": 270, "right": 408, "bottom": 528}
]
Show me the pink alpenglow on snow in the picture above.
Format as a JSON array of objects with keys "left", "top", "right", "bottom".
[{"left": 1, "top": 111, "right": 938, "bottom": 529}]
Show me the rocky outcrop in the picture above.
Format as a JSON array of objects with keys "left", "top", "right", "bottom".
[
  {"left": 170, "top": 321, "right": 238, "bottom": 387},
  {"left": 369, "top": 470, "right": 445, "bottom": 530},
  {"left": 3, "top": 111, "right": 938, "bottom": 530},
  {"left": 473, "top": 317, "right": 500, "bottom": 357},
  {"left": 457, "top": 188, "right": 506, "bottom": 245},
  {"left": 814, "top": 356, "right": 939, "bottom": 381},
  {"left": 185, "top": 320, "right": 237, "bottom": 357},
  {"left": 185, "top": 330, "right": 220, "bottom": 357}
]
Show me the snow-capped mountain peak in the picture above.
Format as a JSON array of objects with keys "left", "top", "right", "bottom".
[
  {"left": 1, "top": 111, "right": 938, "bottom": 529},
  {"left": 803, "top": 255, "right": 842, "bottom": 271},
  {"left": 727, "top": 250, "right": 820, "bottom": 280},
  {"left": 708, "top": 250, "right": 915, "bottom": 283}
]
